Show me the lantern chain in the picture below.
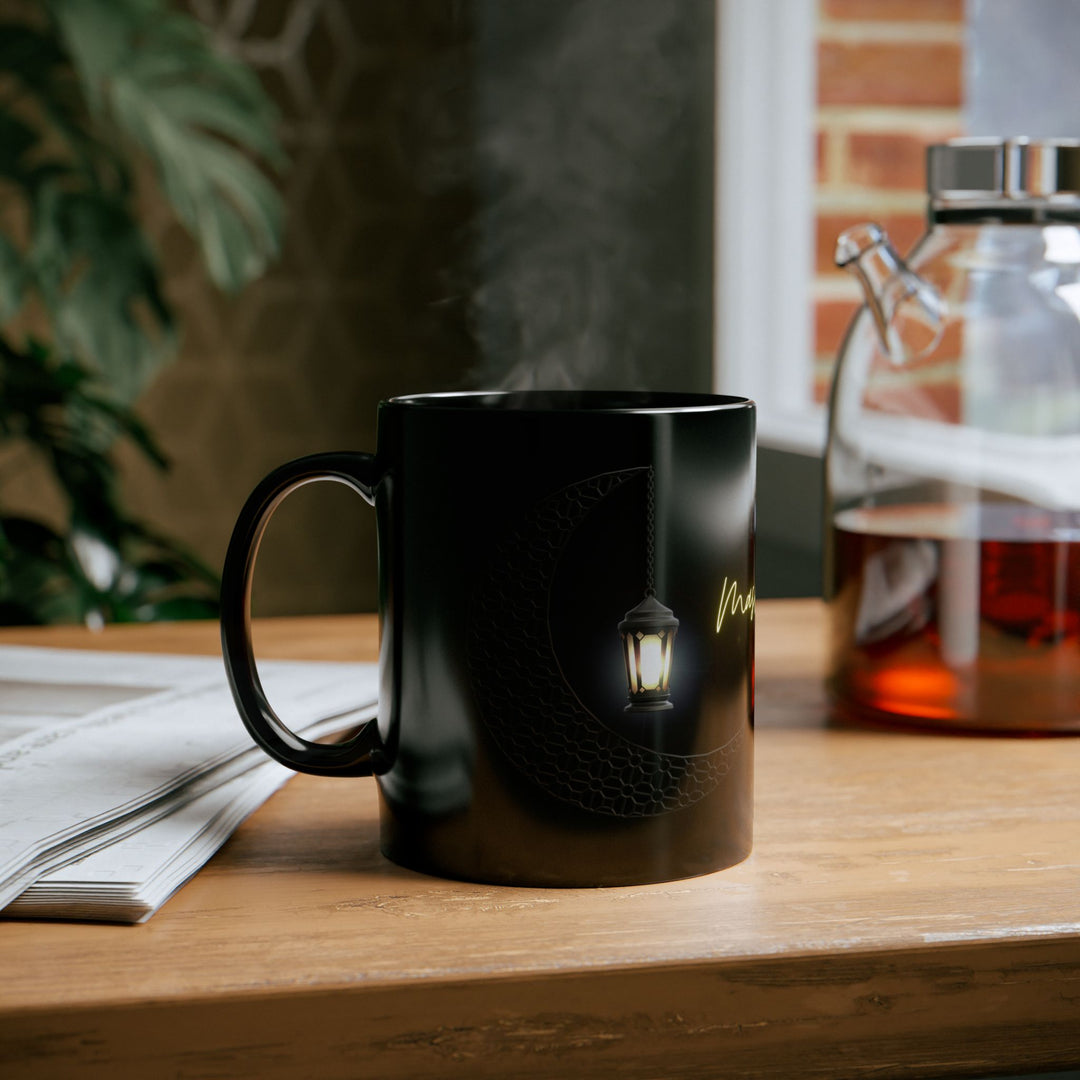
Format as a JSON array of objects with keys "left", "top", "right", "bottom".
[{"left": 645, "top": 466, "right": 655, "bottom": 598}]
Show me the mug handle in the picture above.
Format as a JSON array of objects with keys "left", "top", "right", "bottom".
[{"left": 220, "top": 452, "right": 383, "bottom": 777}]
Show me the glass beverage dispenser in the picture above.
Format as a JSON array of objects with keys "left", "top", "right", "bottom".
[{"left": 827, "top": 138, "right": 1080, "bottom": 733}]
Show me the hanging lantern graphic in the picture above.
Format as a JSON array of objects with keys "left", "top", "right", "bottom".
[
  {"left": 618, "top": 468, "right": 679, "bottom": 712},
  {"left": 619, "top": 594, "right": 679, "bottom": 711}
]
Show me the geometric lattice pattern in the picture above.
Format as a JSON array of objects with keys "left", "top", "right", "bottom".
[{"left": 469, "top": 468, "right": 744, "bottom": 818}]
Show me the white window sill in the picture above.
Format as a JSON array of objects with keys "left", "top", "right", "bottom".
[{"left": 757, "top": 406, "right": 827, "bottom": 458}]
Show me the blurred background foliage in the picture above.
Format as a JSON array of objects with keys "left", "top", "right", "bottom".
[{"left": 0, "top": 0, "right": 283, "bottom": 624}]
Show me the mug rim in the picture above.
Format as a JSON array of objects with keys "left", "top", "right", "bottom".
[{"left": 385, "top": 390, "right": 755, "bottom": 414}]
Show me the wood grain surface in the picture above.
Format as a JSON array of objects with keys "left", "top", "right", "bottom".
[{"left": 1, "top": 601, "right": 1079, "bottom": 1079}]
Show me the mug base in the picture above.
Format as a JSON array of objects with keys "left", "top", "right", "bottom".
[{"left": 379, "top": 832, "right": 752, "bottom": 889}]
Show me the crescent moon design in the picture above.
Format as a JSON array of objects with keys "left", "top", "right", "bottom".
[{"left": 467, "top": 469, "right": 744, "bottom": 818}]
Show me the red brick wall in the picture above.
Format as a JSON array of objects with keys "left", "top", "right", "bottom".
[{"left": 813, "top": 0, "right": 965, "bottom": 403}]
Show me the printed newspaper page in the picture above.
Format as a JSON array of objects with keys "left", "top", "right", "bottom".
[{"left": 0, "top": 647, "right": 378, "bottom": 918}]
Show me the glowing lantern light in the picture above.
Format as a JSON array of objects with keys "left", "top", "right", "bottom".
[{"left": 619, "top": 595, "right": 678, "bottom": 712}]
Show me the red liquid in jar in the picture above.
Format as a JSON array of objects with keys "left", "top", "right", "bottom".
[{"left": 828, "top": 504, "right": 1080, "bottom": 732}]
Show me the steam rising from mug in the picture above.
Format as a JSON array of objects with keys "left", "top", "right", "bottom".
[{"left": 464, "top": 0, "right": 714, "bottom": 391}]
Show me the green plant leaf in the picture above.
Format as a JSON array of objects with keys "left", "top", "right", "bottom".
[
  {"left": 51, "top": 0, "right": 285, "bottom": 293},
  {"left": 0, "top": 0, "right": 274, "bottom": 625},
  {"left": 44, "top": 0, "right": 133, "bottom": 113},
  {"left": 0, "top": 111, "right": 38, "bottom": 182},
  {"left": 0, "top": 515, "right": 85, "bottom": 625},
  {"left": 0, "top": 21, "right": 118, "bottom": 188},
  {"left": 132, "top": 596, "right": 219, "bottom": 621},
  {"left": 0, "top": 24, "right": 69, "bottom": 92},
  {"left": 0, "top": 235, "right": 24, "bottom": 319},
  {"left": 80, "top": 392, "right": 168, "bottom": 468},
  {"left": 28, "top": 184, "right": 175, "bottom": 400},
  {"left": 0, "top": 506, "right": 221, "bottom": 627},
  {"left": 0, "top": 338, "right": 166, "bottom": 535}
]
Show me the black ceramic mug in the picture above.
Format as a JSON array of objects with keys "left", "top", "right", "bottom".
[{"left": 221, "top": 391, "right": 755, "bottom": 886}]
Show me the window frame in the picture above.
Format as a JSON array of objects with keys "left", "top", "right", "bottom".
[{"left": 713, "top": 0, "right": 824, "bottom": 456}]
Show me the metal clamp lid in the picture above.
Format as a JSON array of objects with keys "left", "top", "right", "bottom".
[{"left": 928, "top": 137, "right": 1080, "bottom": 201}]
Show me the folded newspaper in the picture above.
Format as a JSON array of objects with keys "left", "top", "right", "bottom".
[{"left": 0, "top": 645, "right": 378, "bottom": 923}]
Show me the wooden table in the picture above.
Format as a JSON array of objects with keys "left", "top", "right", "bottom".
[{"left": 1, "top": 600, "right": 1079, "bottom": 1079}]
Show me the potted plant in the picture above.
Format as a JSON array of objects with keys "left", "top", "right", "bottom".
[{"left": 0, "top": 0, "right": 284, "bottom": 624}]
